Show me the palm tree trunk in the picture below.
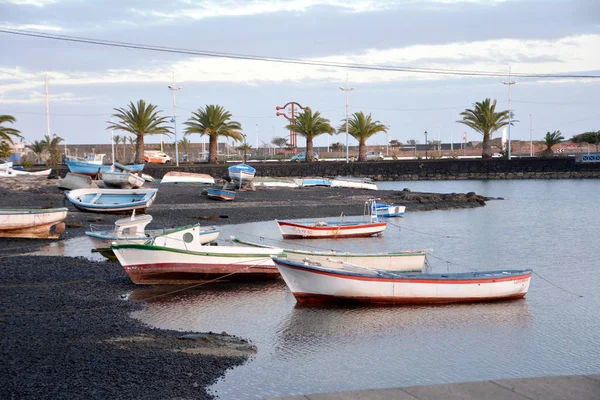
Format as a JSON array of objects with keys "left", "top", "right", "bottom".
[
  {"left": 306, "top": 139, "right": 314, "bottom": 162},
  {"left": 358, "top": 140, "right": 367, "bottom": 161},
  {"left": 209, "top": 135, "right": 218, "bottom": 164},
  {"left": 482, "top": 132, "right": 492, "bottom": 159},
  {"left": 135, "top": 135, "right": 144, "bottom": 164}
]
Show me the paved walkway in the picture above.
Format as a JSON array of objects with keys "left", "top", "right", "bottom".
[{"left": 265, "top": 374, "right": 600, "bottom": 400}]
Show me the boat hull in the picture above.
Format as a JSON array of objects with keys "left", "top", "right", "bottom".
[
  {"left": 228, "top": 163, "right": 256, "bottom": 182},
  {"left": 66, "top": 160, "right": 144, "bottom": 176},
  {"left": 112, "top": 245, "right": 283, "bottom": 284},
  {"left": 0, "top": 208, "right": 68, "bottom": 239},
  {"left": 274, "top": 258, "right": 532, "bottom": 306},
  {"left": 161, "top": 172, "right": 215, "bottom": 184},
  {"left": 65, "top": 188, "right": 158, "bottom": 214},
  {"left": 87, "top": 226, "right": 220, "bottom": 250},
  {"left": 102, "top": 172, "right": 145, "bottom": 189},
  {"left": 375, "top": 204, "right": 406, "bottom": 218},
  {"left": 276, "top": 220, "right": 387, "bottom": 239},
  {"left": 207, "top": 189, "right": 235, "bottom": 201}
]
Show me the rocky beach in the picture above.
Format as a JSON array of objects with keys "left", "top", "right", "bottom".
[{"left": 0, "top": 176, "right": 498, "bottom": 399}]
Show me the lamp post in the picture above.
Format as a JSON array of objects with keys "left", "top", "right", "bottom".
[
  {"left": 168, "top": 81, "right": 182, "bottom": 167},
  {"left": 340, "top": 75, "right": 354, "bottom": 163},
  {"left": 424, "top": 130, "right": 428, "bottom": 159},
  {"left": 502, "top": 66, "right": 516, "bottom": 160}
]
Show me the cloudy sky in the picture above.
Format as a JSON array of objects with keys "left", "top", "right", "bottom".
[{"left": 1, "top": 0, "right": 599, "bottom": 151}]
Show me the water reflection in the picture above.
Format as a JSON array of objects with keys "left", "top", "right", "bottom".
[{"left": 27, "top": 235, "right": 106, "bottom": 261}]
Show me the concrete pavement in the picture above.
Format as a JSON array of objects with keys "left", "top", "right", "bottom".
[{"left": 265, "top": 374, "right": 600, "bottom": 400}]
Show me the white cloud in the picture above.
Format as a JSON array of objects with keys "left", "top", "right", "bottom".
[
  {"left": 2, "top": 0, "right": 58, "bottom": 7},
  {"left": 1, "top": 33, "right": 598, "bottom": 105},
  {"left": 0, "top": 23, "right": 64, "bottom": 31}
]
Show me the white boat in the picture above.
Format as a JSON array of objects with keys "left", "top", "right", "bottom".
[
  {"left": 228, "top": 163, "right": 256, "bottom": 182},
  {"left": 86, "top": 213, "right": 220, "bottom": 250},
  {"left": 374, "top": 203, "right": 406, "bottom": 218},
  {"left": 331, "top": 176, "right": 378, "bottom": 190},
  {"left": 273, "top": 257, "right": 533, "bottom": 306},
  {"left": 160, "top": 171, "right": 215, "bottom": 184},
  {"left": 296, "top": 177, "right": 332, "bottom": 187},
  {"left": 64, "top": 188, "right": 158, "bottom": 213},
  {"left": 111, "top": 225, "right": 284, "bottom": 284},
  {"left": 254, "top": 177, "right": 299, "bottom": 188},
  {"left": 0, "top": 207, "right": 68, "bottom": 239},
  {"left": 231, "top": 236, "right": 427, "bottom": 272},
  {"left": 58, "top": 173, "right": 98, "bottom": 190},
  {"left": 101, "top": 163, "right": 145, "bottom": 189},
  {"left": 0, "top": 166, "right": 52, "bottom": 177}
]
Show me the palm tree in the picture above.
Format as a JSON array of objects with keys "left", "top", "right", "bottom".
[
  {"left": 236, "top": 142, "right": 252, "bottom": 163},
  {"left": 0, "top": 115, "right": 22, "bottom": 144},
  {"left": 541, "top": 130, "right": 565, "bottom": 157},
  {"left": 339, "top": 112, "right": 388, "bottom": 161},
  {"left": 184, "top": 105, "right": 243, "bottom": 164},
  {"left": 27, "top": 140, "right": 47, "bottom": 164},
  {"left": 112, "top": 134, "right": 122, "bottom": 161},
  {"left": 178, "top": 137, "right": 191, "bottom": 161},
  {"left": 120, "top": 136, "right": 129, "bottom": 161},
  {"left": 41, "top": 134, "right": 63, "bottom": 166},
  {"left": 457, "top": 99, "right": 512, "bottom": 159},
  {"left": 286, "top": 109, "right": 335, "bottom": 162},
  {"left": 107, "top": 100, "right": 172, "bottom": 164}
]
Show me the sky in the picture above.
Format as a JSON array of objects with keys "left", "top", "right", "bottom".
[{"left": 1, "top": 0, "right": 599, "bottom": 151}]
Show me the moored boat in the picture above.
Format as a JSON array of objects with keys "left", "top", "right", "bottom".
[
  {"left": 0, "top": 207, "right": 68, "bottom": 239},
  {"left": 273, "top": 257, "right": 533, "bottom": 306},
  {"left": 231, "top": 236, "right": 426, "bottom": 272},
  {"left": 374, "top": 203, "right": 406, "bottom": 218},
  {"left": 111, "top": 225, "right": 284, "bottom": 284},
  {"left": 276, "top": 219, "right": 387, "bottom": 239},
  {"left": 64, "top": 188, "right": 158, "bottom": 213}
]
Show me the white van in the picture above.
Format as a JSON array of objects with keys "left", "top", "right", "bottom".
[
  {"left": 366, "top": 151, "right": 384, "bottom": 161},
  {"left": 144, "top": 151, "right": 172, "bottom": 163}
]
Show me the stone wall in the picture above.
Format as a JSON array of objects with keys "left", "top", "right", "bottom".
[{"left": 54, "top": 158, "right": 600, "bottom": 180}]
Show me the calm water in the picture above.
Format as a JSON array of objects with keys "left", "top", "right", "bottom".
[{"left": 129, "top": 180, "right": 600, "bottom": 399}]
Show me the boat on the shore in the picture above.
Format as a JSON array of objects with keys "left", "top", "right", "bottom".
[
  {"left": 254, "top": 177, "right": 299, "bottom": 188},
  {"left": 58, "top": 172, "right": 98, "bottom": 190},
  {"left": 231, "top": 236, "right": 427, "bottom": 272},
  {"left": 111, "top": 225, "right": 284, "bottom": 284},
  {"left": 101, "top": 163, "right": 145, "bottom": 189},
  {"left": 374, "top": 203, "right": 406, "bottom": 218},
  {"left": 86, "top": 213, "right": 220, "bottom": 251},
  {"left": 64, "top": 188, "right": 158, "bottom": 213},
  {"left": 331, "top": 176, "right": 378, "bottom": 190},
  {"left": 296, "top": 177, "right": 332, "bottom": 187},
  {"left": 206, "top": 188, "right": 236, "bottom": 201},
  {"left": 228, "top": 163, "right": 256, "bottom": 182},
  {"left": 273, "top": 257, "right": 533, "bottom": 306},
  {"left": 0, "top": 207, "right": 68, "bottom": 239},
  {"left": 0, "top": 165, "right": 52, "bottom": 177},
  {"left": 160, "top": 171, "right": 215, "bottom": 184},
  {"left": 66, "top": 153, "right": 144, "bottom": 177}
]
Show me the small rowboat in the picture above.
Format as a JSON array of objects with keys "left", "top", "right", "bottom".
[
  {"left": 101, "top": 163, "right": 145, "bottom": 189},
  {"left": 273, "top": 257, "right": 533, "bottom": 306},
  {"left": 0, "top": 207, "right": 68, "bottom": 239},
  {"left": 65, "top": 188, "right": 158, "bottom": 214},
  {"left": 276, "top": 219, "right": 386, "bottom": 239},
  {"left": 231, "top": 236, "right": 426, "bottom": 272},
  {"left": 161, "top": 171, "right": 215, "bottom": 184},
  {"left": 228, "top": 163, "right": 255, "bottom": 182},
  {"left": 331, "top": 176, "right": 378, "bottom": 190},
  {"left": 206, "top": 188, "right": 236, "bottom": 201},
  {"left": 374, "top": 203, "right": 406, "bottom": 218}
]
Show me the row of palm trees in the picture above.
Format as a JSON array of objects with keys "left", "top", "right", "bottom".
[{"left": 3, "top": 99, "right": 599, "bottom": 164}]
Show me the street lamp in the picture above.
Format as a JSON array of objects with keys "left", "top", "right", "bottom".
[
  {"left": 424, "top": 130, "right": 428, "bottom": 160},
  {"left": 168, "top": 82, "right": 182, "bottom": 166},
  {"left": 340, "top": 75, "right": 354, "bottom": 163},
  {"left": 502, "top": 66, "right": 516, "bottom": 160}
]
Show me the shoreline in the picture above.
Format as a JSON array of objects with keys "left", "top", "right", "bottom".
[{"left": 0, "top": 178, "right": 498, "bottom": 399}]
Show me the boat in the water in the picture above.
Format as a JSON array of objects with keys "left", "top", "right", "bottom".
[
  {"left": 231, "top": 236, "right": 427, "bottom": 272},
  {"left": 0, "top": 207, "right": 68, "bottom": 239},
  {"left": 161, "top": 171, "right": 215, "bottom": 184},
  {"left": 206, "top": 188, "right": 236, "bottom": 201},
  {"left": 111, "top": 225, "right": 284, "bottom": 284},
  {"left": 331, "top": 176, "right": 378, "bottom": 190},
  {"left": 228, "top": 163, "right": 256, "bottom": 182},
  {"left": 86, "top": 213, "right": 220, "bottom": 251},
  {"left": 373, "top": 203, "right": 406, "bottom": 218},
  {"left": 273, "top": 257, "right": 533, "bottom": 306},
  {"left": 101, "top": 163, "right": 145, "bottom": 189},
  {"left": 64, "top": 188, "right": 158, "bottom": 213}
]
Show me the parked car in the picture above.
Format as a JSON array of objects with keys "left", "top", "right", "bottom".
[
  {"left": 144, "top": 151, "right": 171, "bottom": 163},
  {"left": 366, "top": 151, "right": 384, "bottom": 161},
  {"left": 290, "top": 152, "right": 319, "bottom": 162}
]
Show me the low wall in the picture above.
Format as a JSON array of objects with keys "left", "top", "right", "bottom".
[{"left": 54, "top": 158, "right": 600, "bottom": 181}]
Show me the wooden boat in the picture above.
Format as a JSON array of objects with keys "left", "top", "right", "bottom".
[
  {"left": 228, "top": 163, "right": 256, "bottom": 182},
  {"left": 64, "top": 188, "right": 158, "bottom": 213},
  {"left": 66, "top": 154, "right": 144, "bottom": 177},
  {"left": 0, "top": 207, "right": 67, "bottom": 239},
  {"left": 331, "top": 176, "right": 378, "bottom": 190},
  {"left": 276, "top": 219, "right": 386, "bottom": 239},
  {"left": 0, "top": 166, "right": 52, "bottom": 177},
  {"left": 273, "top": 257, "right": 533, "bottom": 306},
  {"left": 101, "top": 163, "right": 145, "bottom": 189},
  {"left": 58, "top": 173, "right": 98, "bottom": 190},
  {"left": 206, "top": 188, "right": 236, "bottom": 201},
  {"left": 296, "top": 177, "right": 332, "bottom": 187},
  {"left": 231, "top": 236, "right": 426, "bottom": 272},
  {"left": 374, "top": 203, "right": 406, "bottom": 218},
  {"left": 160, "top": 171, "right": 215, "bottom": 184},
  {"left": 111, "top": 225, "right": 284, "bottom": 284},
  {"left": 86, "top": 213, "right": 220, "bottom": 250}
]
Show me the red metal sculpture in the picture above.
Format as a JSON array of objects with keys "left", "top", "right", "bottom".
[{"left": 276, "top": 102, "right": 309, "bottom": 150}]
